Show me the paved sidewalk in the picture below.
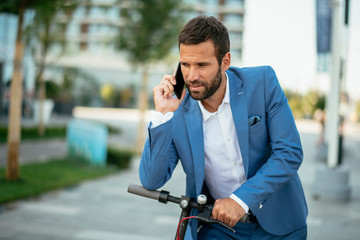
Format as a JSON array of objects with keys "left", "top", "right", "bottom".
[
  {"left": 0, "top": 117, "right": 360, "bottom": 240},
  {"left": 0, "top": 132, "right": 136, "bottom": 167},
  {"left": 0, "top": 138, "right": 67, "bottom": 167},
  {"left": 0, "top": 112, "right": 139, "bottom": 167}
]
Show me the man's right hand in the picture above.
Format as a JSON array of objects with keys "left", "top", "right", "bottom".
[{"left": 153, "top": 74, "right": 186, "bottom": 114}]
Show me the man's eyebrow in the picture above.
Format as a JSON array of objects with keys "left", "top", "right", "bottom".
[
  {"left": 197, "top": 62, "right": 210, "bottom": 65},
  {"left": 180, "top": 61, "right": 210, "bottom": 65}
]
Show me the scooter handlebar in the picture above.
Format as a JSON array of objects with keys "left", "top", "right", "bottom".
[
  {"left": 127, "top": 183, "right": 236, "bottom": 236},
  {"left": 127, "top": 184, "right": 161, "bottom": 201}
]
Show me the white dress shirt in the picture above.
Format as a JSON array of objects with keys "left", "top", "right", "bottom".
[{"left": 150, "top": 74, "right": 249, "bottom": 213}]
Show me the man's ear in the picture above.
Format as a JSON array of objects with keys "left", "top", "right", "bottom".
[{"left": 222, "top": 52, "right": 231, "bottom": 71}]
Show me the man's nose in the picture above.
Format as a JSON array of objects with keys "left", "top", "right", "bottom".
[{"left": 187, "top": 67, "right": 199, "bottom": 81}]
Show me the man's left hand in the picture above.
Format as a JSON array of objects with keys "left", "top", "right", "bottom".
[{"left": 211, "top": 198, "right": 245, "bottom": 227}]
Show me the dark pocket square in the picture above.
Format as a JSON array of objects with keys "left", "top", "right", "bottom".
[{"left": 248, "top": 116, "right": 261, "bottom": 127}]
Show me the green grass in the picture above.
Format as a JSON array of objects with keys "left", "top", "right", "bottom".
[
  {"left": 0, "top": 158, "right": 124, "bottom": 205},
  {"left": 0, "top": 125, "right": 121, "bottom": 143},
  {"left": 0, "top": 126, "right": 67, "bottom": 143},
  {"left": 0, "top": 124, "right": 131, "bottom": 205}
]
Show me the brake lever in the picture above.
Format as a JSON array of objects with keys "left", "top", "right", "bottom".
[{"left": 196, "top": 208, "right": 236, "bottom": 233}]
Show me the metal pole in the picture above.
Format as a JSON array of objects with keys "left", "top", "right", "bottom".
[
  {"left": 312, "top": 0, "right": 351, "bottom": 203},
  {"left": 327, "top": 0, "right": 342, "bottom": 168}
]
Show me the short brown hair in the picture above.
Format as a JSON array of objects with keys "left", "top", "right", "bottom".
[{"left": 178, "top": 16, "right": 230, "bottom": 64}]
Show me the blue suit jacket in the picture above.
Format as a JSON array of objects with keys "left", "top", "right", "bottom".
[{"left": 139, "top": 66, "right": 308, "bottom": 238}]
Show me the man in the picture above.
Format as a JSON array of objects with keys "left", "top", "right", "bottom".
[{"left": 139, "top": 16, "right": 308, "bottom": 239}]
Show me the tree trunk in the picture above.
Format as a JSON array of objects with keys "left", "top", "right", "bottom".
[
  {"left": 135, "top": 66, "right": 149, "bottom": 154},
  {"left": 37, "top": 75, "right": 46, "bottom": 136},
  {"left": 6, "top": 0, "right": 26, "bottom": 181},
  {"left": 37, "top": 22, "right": 51, "bottom": 136}
]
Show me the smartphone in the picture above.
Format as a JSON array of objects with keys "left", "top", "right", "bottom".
[{"left": 173, "top": 62, "right": 185, "bottom": 99}]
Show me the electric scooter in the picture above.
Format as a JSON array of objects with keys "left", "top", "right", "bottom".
[{"left": 128, "top": 183, "right": 235, "bottom": 240}]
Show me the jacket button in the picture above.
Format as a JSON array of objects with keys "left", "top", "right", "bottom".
[{"left": 259, "top": 203, "right": 263, "bottom": 209}]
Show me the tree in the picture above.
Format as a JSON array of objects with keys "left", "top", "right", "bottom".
[
  {"left": 0, "top": 0, "right": 77, "bottom": 180},
  {"left": 0, "top": 0, "right": 36, "bottom": 180},
  {"left": 25, "top": 0, "right": 79, "bottom": 135},
  {"left": 118, "top": 0, "right": 184, "bottom": 153}
]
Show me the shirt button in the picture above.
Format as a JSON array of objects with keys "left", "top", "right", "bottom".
[{"left": 226, "top": 138, "right": 230, "bottom": 142}]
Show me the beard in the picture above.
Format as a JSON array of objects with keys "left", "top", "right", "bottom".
[{"left": 185, "top": 66, "right": 222, "bottom": 101}]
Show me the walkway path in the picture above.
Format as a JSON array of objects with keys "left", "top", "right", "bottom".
[{"left": 1, "top": 112, "right": 360, "bottom": 239}]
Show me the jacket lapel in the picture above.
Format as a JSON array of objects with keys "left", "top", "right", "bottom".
[
  {"left": 228, "top": 71, "right": 250, "bottom": 179},
  {"left": 184, "top": 98, "right": 205, "bottom": 196}
]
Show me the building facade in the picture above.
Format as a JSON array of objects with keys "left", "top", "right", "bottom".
[{"left": 0, "top": 0, "right": 246, "bottom": 116}]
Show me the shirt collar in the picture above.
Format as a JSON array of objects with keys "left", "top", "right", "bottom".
[{"left": 198, "top": 72, "right": 230, "bottom": 122}]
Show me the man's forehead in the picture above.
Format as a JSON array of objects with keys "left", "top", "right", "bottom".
[
  {"left": 179, "top": 41, "right": 216, "bottom": 59},
  {"left": 179, "top": 40, "right": 215, "bottom": 49}
]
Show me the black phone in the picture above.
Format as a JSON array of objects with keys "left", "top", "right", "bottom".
[{"left": 173, "top": 62, "right": 185, "bottom": 99}]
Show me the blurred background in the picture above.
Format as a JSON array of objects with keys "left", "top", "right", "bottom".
[
  {"left": 0, "top": 0, "right": 359, "bottom": 122},
  {"left": 0, "top": 0, "right": 360, "bottom": 240}
]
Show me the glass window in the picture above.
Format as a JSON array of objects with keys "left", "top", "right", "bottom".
[
  {"left": 90, "top": 7, "right": 105, "bottom": 17},
  {"left": 226, "top": 0, "right": 244, "bottom": 7},
  {"left": 204, "top": 0, "right": 218, "bottom": 7},
  {"left": 107, "top": 7, "right": 119, "bottom": 20},
  {"left": 224, "top": 14, "right": 242, "bottom": 25},
  {"left": 230, "top": 32, "right": 242, "bottom": 41},
  {"left": 73, "top": 7, "right": 86, "bottom": 20},
  {"left": 231, "top": 49, "right": 242, "bottom": 61}
]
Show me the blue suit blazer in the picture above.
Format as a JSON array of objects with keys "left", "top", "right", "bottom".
[{"left": 139, "top": 66, "right": 308, "bottom": 238}]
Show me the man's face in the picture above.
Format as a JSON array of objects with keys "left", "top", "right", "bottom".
[{"left": 179, "top": 40, "right": 223, "bottom": 101}]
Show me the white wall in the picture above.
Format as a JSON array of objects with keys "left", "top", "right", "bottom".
[{"left": 242, "top": 0, "right": 360, "bottom": 101}]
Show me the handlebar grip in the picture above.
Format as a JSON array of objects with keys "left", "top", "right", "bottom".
[{"left": 128, "top": 184, "right": 161, "bottom": 201}]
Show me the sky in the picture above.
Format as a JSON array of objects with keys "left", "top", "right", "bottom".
[{"left": 242, "top": 0, "right": 360, "bottom": 101}]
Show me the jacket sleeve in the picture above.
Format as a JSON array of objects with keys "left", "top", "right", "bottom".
[
  {"left": 139, "top": 120, "right": 180, "bottom": 190},
  {"left": 233, "top": 66, "right": 303, "bottom": 215}
]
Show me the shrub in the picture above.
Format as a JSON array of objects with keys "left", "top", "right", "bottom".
[{"left": 106, "top": 146, "right": 134, "bottom": 169}]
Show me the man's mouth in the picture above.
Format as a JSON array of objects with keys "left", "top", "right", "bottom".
[{"left": 189, "top": 85, "right": 203, "bottom": 91}]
